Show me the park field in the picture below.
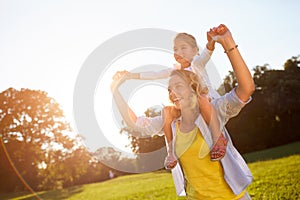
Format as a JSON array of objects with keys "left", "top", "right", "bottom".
[{"left": 2, "top": 142, "right": 300, "bottom": 200}]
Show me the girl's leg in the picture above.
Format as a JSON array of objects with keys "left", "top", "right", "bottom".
[
  {"left": 209, "top": 106, "right": 228, "bottom": 161},
  {"left": 198, "top": 94, "right": 228, "bottom": 161}
]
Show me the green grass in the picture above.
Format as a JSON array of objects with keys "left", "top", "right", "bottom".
[
  {"left": 2, "top": 142, "right": 300, "bottom": 200},
  {"left": 247, "top": 155, "right": 300, "bottom": 200},
  {"left": 2, "top": 171, "right": 184, "bottom": 200}
]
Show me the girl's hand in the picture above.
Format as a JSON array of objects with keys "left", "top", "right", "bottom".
[
  {"left": 207, "top": 24, "right": 232, "bottom": 45},
  {"left": 112, "top": 70, "right": 128, "bottom": 81},
  {"left": 164, "top": 153, "right": 177, "bottom": 170},
  {"left": 206, "top": 32, "right": 216, "bottom": 51}
]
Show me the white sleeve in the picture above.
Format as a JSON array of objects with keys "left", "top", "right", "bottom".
[
  {"left": 191, "top": 48, "right": 220, "bottom": 99},
  {"left": 191, "top": 48, "right": 212, "bottom": 85},
  {"left": 212, "top": 89, "right": 252, "bottom": 126},
  {"left": 139, "top": 68, "right": 173, "bottom": 80},
  {"left": 192, "top": 47, "right": 213, "bottom": 71},
  {"left": 171, "top": 164, "right": 186, "bottom": 196},
  {"left": 134, "top": 115, "right": 164, "bottom": 136}
]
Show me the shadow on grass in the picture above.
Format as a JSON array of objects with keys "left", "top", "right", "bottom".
[
  {"left": 1, "top": 185, "right": 84, "bottom": 200},
  {"left": 38, "top": 185, "right": 84, "bottom": 200},
  {"left": 243, "top": 141, "right": 300, "bottom": 163}
]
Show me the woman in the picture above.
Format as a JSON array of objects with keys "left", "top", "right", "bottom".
[
  {"left": 111, "top": 24, "right": 254, "bottom": 199},
  {"left": 115, "top": 30, "right": 228, "bottom": 164}
]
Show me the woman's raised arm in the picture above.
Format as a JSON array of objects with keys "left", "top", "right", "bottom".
[
  {"left": 110, "top": 71, "right": 164, "bottom": 136},
  {"left": 111, "top": 71, "right": 138, "bottom": 128},
  {"left": 208, "top": 24, "right": 255, "bottom": 102}
]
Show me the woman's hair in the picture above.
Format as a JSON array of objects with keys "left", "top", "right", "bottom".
[
  {"left": 170, "top": 70, "right": 208, "bottom": 97},
  {"left": 174, "top": 33, "right": 199, "bottom": 52}
]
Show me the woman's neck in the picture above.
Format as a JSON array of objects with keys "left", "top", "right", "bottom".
[{"left": 180, "top": 106, "right": 199, "bottom": 132}]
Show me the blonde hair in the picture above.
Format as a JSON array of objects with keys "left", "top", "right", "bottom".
[
  {"left": 170, "top": 70, "right": 208, "bottom": 97},
  {"left": 174, "top": 33, "right": 199, "bottom": 52}
]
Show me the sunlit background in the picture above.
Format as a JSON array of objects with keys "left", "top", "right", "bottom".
[{"left": 1, "top": 0, "right": 300, "bottom": 153}]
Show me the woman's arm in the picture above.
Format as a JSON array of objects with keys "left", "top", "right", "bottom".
[
  {"left": 209, "top": 24, "right": 255, "bottom": 102},
  {"left": 111, "top": 73, "right": 138, "bottom": 127},
  {"left": 111, "top": 72, "right": 164, "bottom": 136}
]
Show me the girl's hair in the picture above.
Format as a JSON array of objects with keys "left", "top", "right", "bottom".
[
  {"left": 170, "top": 70, "right": 208, "bottom": 97},
  {"left": 174, "top": 33, "right": 199, "bottom": 52}
]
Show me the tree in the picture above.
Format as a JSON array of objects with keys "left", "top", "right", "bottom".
[
  {"left": 225, "top": 56, "right": 300, "bottom": 153},
  {"left": 93, "top": 147, "right": 132, "bottom": 177},
  {"left": 121, "top": 106, "right": 165, "bottom": 155},
  {"left": 284, "top": 55, "right": 300, "bottom": 71},
  {"left": 0, "top": 88, "right": 87, "bottom": 192},
  {"left": 253, "top": 64, "right": 269, "bottom": 87},
  {"left": 120, "top": 105, "right": 167, "bottom": 172},
  {"left": 223, "top": 70, "right": 237, "bottom": 93}
]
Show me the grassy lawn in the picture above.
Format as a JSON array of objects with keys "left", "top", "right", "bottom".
[
  {"left": 247, "top": 155, "right": 299, "bottom": 199},
  {"left": 2, "top": 142, "right": 300, "bottom": 200},
  {"left": 2, "top": 171, "right": 183, "bottom": 200}
]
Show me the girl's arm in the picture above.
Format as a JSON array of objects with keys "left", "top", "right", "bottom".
[
  {"left": 125, "top": 68, "right": 173, "bottom": 80},
  {"left": 192, "top": 31, "right": 215, "bottom": 70}
]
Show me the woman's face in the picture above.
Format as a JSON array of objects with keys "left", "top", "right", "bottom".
[
  {"left": 168, "top": 74, "right": 198, "bottom": 110},
  {"left": 173, "top": 39, "right": 198, "bottom": 69}
]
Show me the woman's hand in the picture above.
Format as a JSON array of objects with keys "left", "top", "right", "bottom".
[
  {"left": 208, "top": 24, "right": 255, "bottom": 102},
  {"left": 207, "top": 24, "right": 232, "bottom": 45}
]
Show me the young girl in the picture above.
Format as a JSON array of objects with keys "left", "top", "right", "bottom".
[{"left": 120, "top": 31, "right": 228, "bottom": 168}]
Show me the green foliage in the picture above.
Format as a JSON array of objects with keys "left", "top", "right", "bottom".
[
  {"left": 223, "top": 70, "right": 237, "bottom": 93},
  {"left": 92, "top": 147, "right": 134, "bottom": 177},
  {"left": 284, "top": 55, "right": 300, "bottom": 71},
  {"left": 0, "top": 88, "right": 91, "bottom": 192},
  {"left": 226, "top": 56, "right": 300, "bottom": 153},
  {"left": 120, "top": 106, "right": 167, "bottom": 172},
  {"left": 122, "top": 106, "right": 165, "bottom": 154}
]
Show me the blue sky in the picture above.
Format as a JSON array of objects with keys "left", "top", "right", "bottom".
[{"left": 1, "top": 0, "right": 299, "bottom": 152}]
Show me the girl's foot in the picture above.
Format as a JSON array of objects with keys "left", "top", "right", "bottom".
[{"left": 210, "top": 134, "right": 228, "bottom": 161}]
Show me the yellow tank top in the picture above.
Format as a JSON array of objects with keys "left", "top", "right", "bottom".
[{"left": 175, "top": 123, "right": 245, "bottom": 200}]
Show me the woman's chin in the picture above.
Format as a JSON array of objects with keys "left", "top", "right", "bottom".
[{"left": 174, "top": 102, "right": 181, "bottom": 110}]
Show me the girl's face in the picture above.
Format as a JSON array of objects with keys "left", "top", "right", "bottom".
[
  {"left": 173, "top": 39, "right": 198, "bottom": 69},
  {"left": 168, "top": 74, "right": 198, "bottom": 110}
]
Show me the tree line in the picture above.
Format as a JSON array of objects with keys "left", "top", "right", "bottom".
[{"left": 0, "top": 55, "right": 299, "bottom": 193}]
